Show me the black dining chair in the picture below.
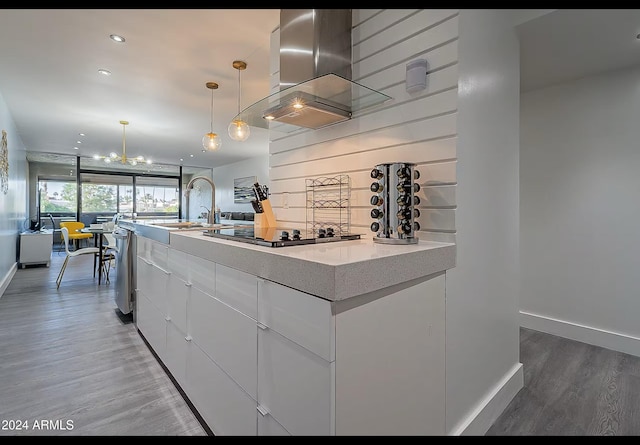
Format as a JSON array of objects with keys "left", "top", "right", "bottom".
[{"left": 48, "top": 214, "right": 63, "bottom": 252}]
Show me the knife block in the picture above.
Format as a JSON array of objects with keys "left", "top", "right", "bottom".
[{"left": 254, "top": 198, "right": 277, "bottom": 229}]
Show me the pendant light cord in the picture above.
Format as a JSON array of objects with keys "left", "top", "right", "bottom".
[
  {"left": 122, "top": 122, "right": 126, "bottom": 162},
  {"left": 237, "top": 68, "right": 241, "bottom": 114},
  {"left": 210, "top": 87, "right": 214, "bottom": 133}
]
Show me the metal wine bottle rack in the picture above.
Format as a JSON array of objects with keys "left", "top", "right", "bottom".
[
  {"left": 370, "top": 162, "right": 421, "bottom": 244},
  {"left": 305, "top": 174, "right": 352, "bottom": 237}
]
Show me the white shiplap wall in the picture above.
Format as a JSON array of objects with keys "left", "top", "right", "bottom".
[{"left": 268, "top": 9, "right": 458, "bottom": 243}]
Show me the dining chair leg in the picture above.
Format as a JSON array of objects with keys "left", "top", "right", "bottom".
[{"left": 56, "top": 256, "right": 70, "bottom": 289}]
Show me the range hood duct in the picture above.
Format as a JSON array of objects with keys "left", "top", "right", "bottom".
[{"left": 233, "top": 9, "right": 391, "bottom": 133}]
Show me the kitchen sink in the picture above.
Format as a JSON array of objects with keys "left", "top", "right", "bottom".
[{"left": 153, "top": 222, "right": 204, "bottom": 229}]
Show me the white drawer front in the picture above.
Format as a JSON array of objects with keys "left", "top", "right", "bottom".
[
  {"left": 165, "top": 321, "right": 187, "bottom": 388},
  {"left": 136, "top": 291, "right": 166, "bottom": 360},
  {"left": 167, "top": 274, "right": 189, "bottom": 333},
  {"left": 258, "top": 328, "right": 333, "bottom": 436},
  {"left": 149, "top": 240, "right": 168, "bottom": 270},
  {"left": 188, "top": 286, "right": 257, "bottom": 399},
  {"left": 187, "top": 253, "right": 216, "bottom": 296},
  {"left": 136, "top": 256, "right": 153, "bottom": 296},
  {"left": 258, "top": 408, "right": 291, "bottom": 436},
  {"left": 147, "top": 263, "right": 170, "bottom": 316},
  {"left": 186, "top": 341, "right": 257, "bottom": 436},
  {"left": 258, "top": 280, "right": 334, "bottom": 361},
  {"left": 136, "top": 236, "right": 150, "bottom": 261},
  {"left": 216, "top": 264, "right": 258, "bottom": 320},
  {"left": 167, "top": 247, "right": 189, "bottom": 281}
]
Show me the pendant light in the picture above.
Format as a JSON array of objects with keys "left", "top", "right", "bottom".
[
  {"left": 93, "top": 120, "right": 151, "bottom": 165},
  {"left": 202, "top": 81, "right": 222, "bottom": 151},
  {"left": 228, "top": 60, "right": 250, "bottom": 142}
]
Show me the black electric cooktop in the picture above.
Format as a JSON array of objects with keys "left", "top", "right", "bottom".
[{"left": 203, "top": 226, "right": 361, "bottom": 248}]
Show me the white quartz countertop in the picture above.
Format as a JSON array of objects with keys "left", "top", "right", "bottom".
[{"left": 169, "top": 230, "right": 456, "bottom": 301}]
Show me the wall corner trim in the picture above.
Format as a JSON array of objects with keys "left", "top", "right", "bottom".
[{"left": 448, "top": 362, "right": 523, "bottom": 436}]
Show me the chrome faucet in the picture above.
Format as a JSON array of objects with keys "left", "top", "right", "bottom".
[{"left": 184, "top": 176, "right": 216, "bottom": 225}]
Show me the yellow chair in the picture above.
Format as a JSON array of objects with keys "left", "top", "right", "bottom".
[{"left": 59, "top": 221, "right": 93, "bottom": 250}]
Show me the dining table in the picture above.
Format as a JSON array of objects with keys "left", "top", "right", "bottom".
[{"left": 80, "top": 226, "right": 113, "bottom": 285}]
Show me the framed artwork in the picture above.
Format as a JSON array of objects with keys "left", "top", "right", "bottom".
[
  {"left": 1, "top": 130, "right": 8, "bottom": 195},
  {"left": 234, "top": 176, "right": 256, "bottom": 203}
]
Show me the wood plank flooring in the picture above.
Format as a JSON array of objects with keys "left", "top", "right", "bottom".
[
  {"left": 487, "top": 327, "right": 640, "bottom": 436},
  {"left": 0, "top": 251, "right": 207, "bottom": 436}
]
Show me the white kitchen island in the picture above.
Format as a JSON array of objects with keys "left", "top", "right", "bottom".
[{"left": 133, "top": 227, "right": 455, "bottom": 436}]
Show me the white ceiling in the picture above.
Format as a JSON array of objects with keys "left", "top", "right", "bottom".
[
  {"left": 4, "top": 9, "right": 638, "bottom": 170},
  {"left": 0, "top": 9, "right": 280, "bottom": 169},
  {"left": 518, "top": 9, "right": 640, "bottom": 92}
]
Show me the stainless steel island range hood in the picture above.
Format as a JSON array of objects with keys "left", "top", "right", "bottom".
[{"left": 233, "top": 9, "right": 391, "bottom": 133}]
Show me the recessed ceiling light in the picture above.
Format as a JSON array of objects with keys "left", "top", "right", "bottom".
[
  {"left": 76, "top": 140, "right": 82, "bottom": 144},
  {"left": 98, "top": 69, "right": 112, "bottom": 76},
  {"left": 78, "top": 133, "right": 85, "bottom": 136},
  {"left": 190, "top": 154, "right": 194, "bottom": 157},
  {"left": 110, "top": 34, "right": 126, "bottom": 43},
  {"left": 73, "top": 147, "right": 79, "bottom": 150},
  {"left": 180, "top": 158, "right": 183, "bottom": 162}
]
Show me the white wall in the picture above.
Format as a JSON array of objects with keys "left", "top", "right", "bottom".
[
  {"left": 268, "top": 9, "right": 459, "bottom": 242},
  {"left": 0, "top": 91, "right": 28, "bottom": 298},
  {"left": 446, "top": 9, "right": 522, "bottom": 435},
  {"left": 520, "top": 65, "right": 640, "bottom": 356},
  {"left": 212, "top": 153, "right": 269, "bottom": 212}
]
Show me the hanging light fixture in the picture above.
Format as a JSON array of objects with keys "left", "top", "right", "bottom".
[
  {"left": 93, "top": 120, "right": 151, "bottom": 166},
  {"left": 202, "top": 81, "right": 222, "bottom": 151},
  {"left": 228, "top": 60, "right": 250, "bottom": 142}
]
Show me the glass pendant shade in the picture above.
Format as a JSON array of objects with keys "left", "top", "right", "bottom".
[
  {"left": 228, "top": 60, "right": 250, "bottom": 142},
  {"left": 228, "top": 119, "right": 250, "bottom": 142},
  {"left": 202, "top": 132, "right": 222, "bottom": 151}
]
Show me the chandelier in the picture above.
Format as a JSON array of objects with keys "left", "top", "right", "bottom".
[{"left": 93, "top": 120, "right": 152, "bottom": 166}]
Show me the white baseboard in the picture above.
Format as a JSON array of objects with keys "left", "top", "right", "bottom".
[
  {"left": 520, "top": 310, "right": 640, "bottom": 358},
  {"left": 449, "top": 362, "right": 524, "bottom": 436},
  {"left": 0, "top": 262, "right": 18, "bottom": 299}
]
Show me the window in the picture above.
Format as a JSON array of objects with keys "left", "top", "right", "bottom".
[
  {"left": 38, "top": 179, "right": 77, "bottom": 215},
  {"left": 136, "top": 176, "right": 180, "bottom": 216}
]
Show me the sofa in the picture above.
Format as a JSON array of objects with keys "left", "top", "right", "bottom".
[{"left": 219, "top": 211, "right": 254, "bottom": 223}]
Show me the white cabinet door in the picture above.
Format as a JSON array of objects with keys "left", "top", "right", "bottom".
[
  {"left": 167, "top": 273, "right": 189, "bottom": 334},
  {"left": 216, "top": 264, "right": 258, "bottom": 320},
  {"left": 136, "top": 256, "right": 153, "bottom": 296},
  {"left": 147, "top": 262, "right": 170, "bottom": 316},
  {"left": 258, "top": 327, "right": 333, "bottom": 436},
  {"left": 334, "top": 273, "right": 446, "bottom": 435},
  {"left": 257, "top": 406, "right": 291, "bottom": 436},
  {"left": 186, "top": 340, "right": 256, "bottom": 436},
  {"left": 187, "top": 253, "right": 216, "bottom": 296},
  {"left": 258, "top": 280, "right": 334, "bottom": 361},
  {"left": 165, "top": 321, "right": 187, "bottom": 388},
  {"left": 149, "top": 240, "right": 169, "bottom": 270},
  {"left": 167, "top": 247, "right": 189, "bottom": 281},
  {"left": 188, "top": 286, "right": 257, "bottom": 399},
  {"left": 136, "top": 291, "right": 166, "bottom": 360}
]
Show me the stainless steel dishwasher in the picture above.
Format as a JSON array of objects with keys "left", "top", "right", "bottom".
[{"left": 114, "top": 227, "right": 134, "bottom": 315}]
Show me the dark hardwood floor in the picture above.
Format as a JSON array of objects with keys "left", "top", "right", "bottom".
[
  {"left": 0, "top": 250, "right": 207, "bottom": 436},
  {"left": 487, "top": 327, "right": 640, "bottom": 436}
]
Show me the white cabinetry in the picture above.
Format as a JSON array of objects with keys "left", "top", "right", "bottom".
[
  {"left": 135, "top": 236, "right": 446, "bottom": 436},
  {"left": 19, "top": 230, "right": 53, "bottom": 268}
]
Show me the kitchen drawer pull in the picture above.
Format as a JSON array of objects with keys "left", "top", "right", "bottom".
[
  {"left": 165, "top": 316, "right": 171, "bottom": 321},
  {"left": 156, "top": 266, "right": 171, "bottom": 275},
  {"left": 257, "top": 322, "right": 268, "bottom": 331},
  {"left": 184, "top": 335, "right": 192, "bottom": 342},
  {"left": 184, "top": 282, "right": 192, "bottom": 287},
  {"left": 256, "top": 404, "right": 269, "bottom": 417},
  {"left": 141, "top": 257, "right": 152, "bottom": 265}
]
